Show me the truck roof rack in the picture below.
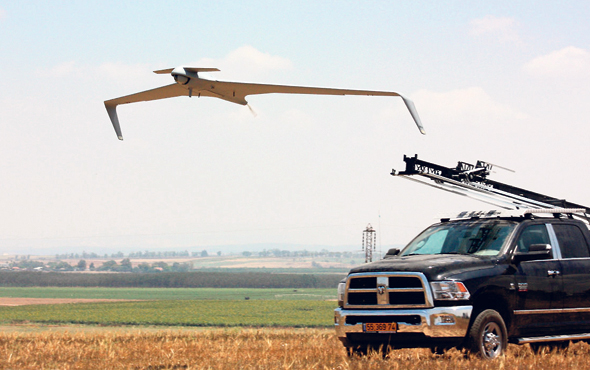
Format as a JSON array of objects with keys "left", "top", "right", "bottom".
[{"left": 391, "top": 154, "right": 590, "bottom": 223}]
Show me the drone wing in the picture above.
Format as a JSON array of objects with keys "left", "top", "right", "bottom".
[
  {"left": 105, "top": 84, "right": 185, "bottom": 140},
  {"left": 104, "top": 83, "right": 221, "bottom": 140},
  {"left": 209, "top": 80, "right": 425, "bottom": 134}
]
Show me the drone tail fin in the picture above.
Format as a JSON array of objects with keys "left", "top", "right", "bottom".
[{"left": 153, "top": 67, "right": 220, "bottom": 74}]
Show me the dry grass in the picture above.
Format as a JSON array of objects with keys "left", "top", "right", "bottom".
[{"left": 1, "top": 327, "right": 590, "bottom": 369}]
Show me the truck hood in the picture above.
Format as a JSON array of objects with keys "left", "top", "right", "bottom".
[{"left": 349, "top": 254, "right": 498, "bottom": 281}]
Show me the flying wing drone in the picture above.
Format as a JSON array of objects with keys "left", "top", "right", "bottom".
[{"left": 104, "top": 66, "right": 425, "bottom": 140}]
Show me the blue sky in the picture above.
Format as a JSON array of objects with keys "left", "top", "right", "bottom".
[{"left": 1, "top": 1, "right": 590, "bottom": 254}]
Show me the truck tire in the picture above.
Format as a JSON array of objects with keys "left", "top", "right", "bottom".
[{"left": 467, "top": 309, "right": 507, "bottom": 359}]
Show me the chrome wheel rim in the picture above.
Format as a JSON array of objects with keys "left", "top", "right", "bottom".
[{"left": 481, "top": 322, "right": 502, "bottom": 358}]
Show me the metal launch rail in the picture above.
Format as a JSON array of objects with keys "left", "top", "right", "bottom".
[{"left": 391, "top": 154, "right": 590, "bottom": 223}]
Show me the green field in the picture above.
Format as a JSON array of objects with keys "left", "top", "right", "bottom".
[
  {"left": 0, "top": 287, "right": 337, "bottom": 327},
  {"left": 0, "top": 287, "right": 336, "bottom": 300},
  {"left": 0, "top": 300, "right": 336, "bottom": 327}
]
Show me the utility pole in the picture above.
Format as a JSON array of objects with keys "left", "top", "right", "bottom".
[{"left": 362, "top": 224, "right": 377, "bottom": 263}]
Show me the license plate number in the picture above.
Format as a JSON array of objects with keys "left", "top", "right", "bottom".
[{"left": 364, "top": 322, "right": 397, "bottom": 333}]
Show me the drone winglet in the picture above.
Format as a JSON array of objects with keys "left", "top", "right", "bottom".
[
  {"left": 105, "top": 103, "right": 123, "bottom": 140},
  {"left": 400, "top": 96, "right": 425, "bottom": 135}
]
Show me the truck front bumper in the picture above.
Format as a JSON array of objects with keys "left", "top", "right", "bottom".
[{"left": 334, "top": 305, "right": 473, "bottom": 341}]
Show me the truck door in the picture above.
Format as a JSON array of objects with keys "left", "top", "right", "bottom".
[
  {"left": 513, "top": 223, "right": 563, "bottom": 337},
  {"left": 550, "top": 222, "right": 590, "bottom": 332}
]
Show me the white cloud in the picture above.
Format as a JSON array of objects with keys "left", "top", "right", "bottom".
[
  {"left": 374, "top": 86, "right": 530, "bottom": 167},
  {"left": 225, "top": 45, "right": 293, "bottom": 70},
  {"left": 524, "top": 46, "right": 590, "bottom": 80},
  {"left": 413, "top": 87, "right": 527, "bottom": 123},
  {"left": 0, "top": 8, "right": 6, "bottom": 21},
  {"left": 34, "top": 61, "right": 151, "bottom": 81},
  {"left": 48, "top": 61, "right": 80, "bottom": 77},
  {"left": 36, "top": 61, "right": 164, "bottom": 98},
  {"left": 393, "top": 87, "right": 539, "bottom": 188},
  {"left": 469, "top": 15, "right": 520, "bottom": 43},
  {"left": 97, "top": 62, "right": 152, "bottom": 80},
  {"left": 193, "top": 45, "right": 294, "bottom": 81},
  {"left": 32, "top": 47, "right": 293, "bottom": 96}
]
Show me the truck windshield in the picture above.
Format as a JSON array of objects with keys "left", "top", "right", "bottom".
[{"left": 400, "top": 220, "right": 517, "bottom": 257}]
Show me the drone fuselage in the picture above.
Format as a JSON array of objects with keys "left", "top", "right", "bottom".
[{"left": 171, "top": 67, "right": 247, "bottom": 104}]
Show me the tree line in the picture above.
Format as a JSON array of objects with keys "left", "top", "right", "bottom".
[
  {"left": 4, "top": 259, "right": 191, "bottom": 273},
  {"left": 0, "top": 271, "right": 344, "bottom": 289},
  {"left": 51, "top": 249, "right": 363, "bottom": 260},
  {"left": 54, "top": 250, "right": 211, "bottom": 260}
]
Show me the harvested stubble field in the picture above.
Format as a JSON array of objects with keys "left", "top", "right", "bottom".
[{"left": 2, "top": 327, "right": 590, "bottom": 370}]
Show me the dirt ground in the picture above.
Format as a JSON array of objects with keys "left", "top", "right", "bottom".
[{"left": 0, "top": 298, "right": 136, "bottom": 306}]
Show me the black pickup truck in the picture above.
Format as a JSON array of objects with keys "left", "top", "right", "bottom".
[{"left": 334, "top": 209, "right": 590, "bottom": 358}]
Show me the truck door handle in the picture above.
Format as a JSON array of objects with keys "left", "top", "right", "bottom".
[{"left": 547, "top": 270, "right": 561, "bottom": 277}]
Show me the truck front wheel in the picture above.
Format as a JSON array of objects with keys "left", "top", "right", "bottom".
[{"left": 467, "top": 309, "right": 507, "bottom": 359}]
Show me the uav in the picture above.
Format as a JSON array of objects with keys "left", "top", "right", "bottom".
[{"left": 104, "top": 66, "right": 425, "bottom": 140}]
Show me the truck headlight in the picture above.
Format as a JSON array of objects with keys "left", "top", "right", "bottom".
[
  {"left": 430, "top": 281, "right": 470, "bottom": 300},
  {"left": 337, "top": 281, "right": 347, "bottom": 307}
]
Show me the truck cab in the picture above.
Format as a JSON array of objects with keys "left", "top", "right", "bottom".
[{"left": 335, "top": 210, "right": 590, "bottom": 358}]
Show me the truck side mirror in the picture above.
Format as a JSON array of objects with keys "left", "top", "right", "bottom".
[
  {"left": 512, "top": 244, "right": 552, "bottom": 263},
  {"left": 384, "top": 248, "right": 400, "bottom": 258}
]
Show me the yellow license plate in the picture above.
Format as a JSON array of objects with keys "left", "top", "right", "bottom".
[{"left": 364, "top": 322, "right": 397, "bottom": 333}]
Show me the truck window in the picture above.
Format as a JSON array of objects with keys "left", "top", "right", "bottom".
[
  {"left": 553, "top": 224, "right": 590, "bottom": 258},
  {"left": 516, "top": 224, "right": 550, "bottom": 253},
  {"left": 400, "top": 220, "right": 516, "bottom": 257},
  {"left": 407, "top": 229, "right": 449, "bottom": 254}
]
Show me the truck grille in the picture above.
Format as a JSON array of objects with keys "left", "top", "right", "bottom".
[{"left": 345, "top": 272, "right": 433, "bottom": 309}]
